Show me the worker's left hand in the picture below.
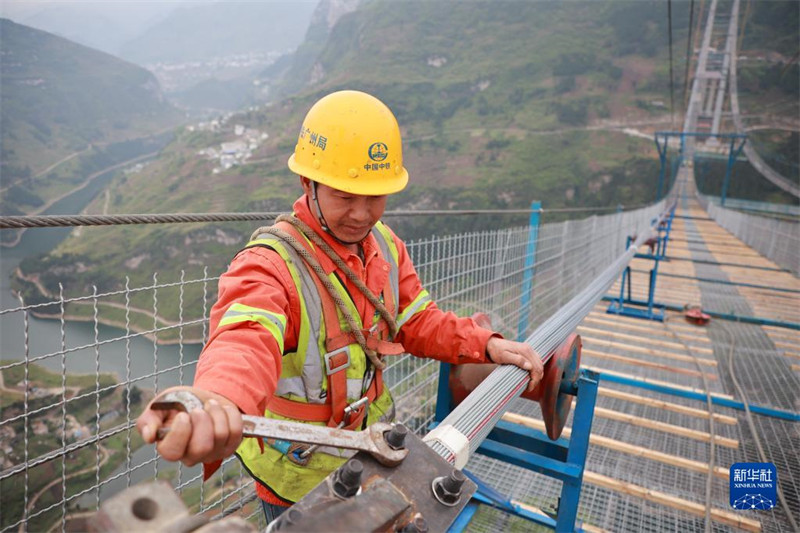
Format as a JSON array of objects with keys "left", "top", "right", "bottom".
[{"left": 486, "top": 337, "right": 544, "bottom": 392}]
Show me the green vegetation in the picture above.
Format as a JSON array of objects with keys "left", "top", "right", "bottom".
[
  {"left": 740, "top": 1, "right": 799, "bottom": 57},
  {"left": 14, "top": 1, "right": 798, "bottom": 335},
  {"left": 0, "top": 361, "right": 153, "bottom": 532},
  {"left": 0, "top": 131, "right": 173, "bottom": 217},
  {"left": 0, "top": 18, "right": 183, "bottom": 211},
  {"left": 695, "top": 154, "right": 799, "bottom": 205}
]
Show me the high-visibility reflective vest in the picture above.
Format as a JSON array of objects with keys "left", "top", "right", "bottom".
[{"left": 233, "top": 220, "right": 419, "bottom": 504}]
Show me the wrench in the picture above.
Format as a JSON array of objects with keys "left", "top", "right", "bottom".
[{"left": 150, "top": 390, "right": 408, "bottom": 467}]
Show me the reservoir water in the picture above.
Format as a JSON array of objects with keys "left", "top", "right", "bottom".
[
  {"left": 1, "top": 150, "right": 201, "bottom": 383},
  {"left": 0, "top": 150, "right": 205, "bottom": 507}
]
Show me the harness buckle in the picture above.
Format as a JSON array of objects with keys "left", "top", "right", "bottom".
[
  {"left": 297, "top": 396, "right": 370, "bottom": 462},
  {"left": 287, "top": 442, "right": 312, "bottom": 466},
  {"left": 324, "top": 347, "right": 351, "bottom": 376},
  {"left": 343, "top": 396, "right": 369, "bottom": 426}
]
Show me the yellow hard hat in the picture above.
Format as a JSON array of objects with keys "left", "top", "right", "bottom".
[{"left": 288, "top": 90, "right": 409, "bottom": 196}]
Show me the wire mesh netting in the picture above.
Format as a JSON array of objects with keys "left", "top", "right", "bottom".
[
  {"left": 1, "top": 175, "right": 797, "bottom": 532},
  {"left": 464, "top": 190, "right": 799, "bottom": 532},
  {"left": 705, "top": 201, "right": 800, "bottom": 276},
  {"left": 0, "top": 204, "right": 663, "bottom": 532}
]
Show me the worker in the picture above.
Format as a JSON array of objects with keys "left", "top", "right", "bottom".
[{"left": 136, "top": 90, "right": 543, "bottom": 521}]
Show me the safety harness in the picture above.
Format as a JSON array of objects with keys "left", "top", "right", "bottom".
[{"left": 254, "top": 214, "right": 405, "bottom": 432}]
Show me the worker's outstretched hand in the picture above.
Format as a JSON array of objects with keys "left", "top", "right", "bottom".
[
  {"left": 486, "top": 338, "right": 544, "bottom": 392},
  {"left": 136, "top": 386, "right": 243, "bottom": 467}
]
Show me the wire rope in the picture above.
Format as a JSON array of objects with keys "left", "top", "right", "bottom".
[
  {"left": 668, "top": 0, "right": 676, "bottom": 131},
  {"left": 0, "top": 205, "right": 648, "bottom": 230},
  {"left": 720, "top": 319, "right": 800, "bottom": 532},
  {"left": 664, "top": 316, "right": 716, "bottom": 532},
  {"left": 683, "top": 0, "right": 697, "bottom": 109}
]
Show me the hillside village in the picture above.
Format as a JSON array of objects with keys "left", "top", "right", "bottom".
[{"left": 189, "top": 115, "right": 269, "bottom": 173}]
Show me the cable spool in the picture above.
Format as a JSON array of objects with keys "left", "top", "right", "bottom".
[
  {"left": 523, "top": 334, "right": 582, "bottom": 440},
  {"left": 448, "top": 315, "right": 582, "bottom": 440}
]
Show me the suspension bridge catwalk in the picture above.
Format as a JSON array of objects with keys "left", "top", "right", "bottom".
[{"left": 1, "top": 166, "right": 798, "bottom": 532}]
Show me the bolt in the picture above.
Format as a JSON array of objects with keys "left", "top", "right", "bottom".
[
  {"left": 397, "top": 514, "right": 429, "bottom": 533},
  {"left": 131, "top": 497, "right": 159, "bottom": 521},
  {"left": 332, "top": 459, "right": 363, "bottom": 498},
  {"left": 385, "top": 423, "right": 408, "bottom": 450},
  {"left": 432, "top": 469, "right": 465, "bottom": 506},
  {"left": 442, "top": 469, "right": 465, "bottom": 493}
]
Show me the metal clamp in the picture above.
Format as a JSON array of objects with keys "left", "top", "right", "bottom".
[
  {"left": 299, "top": 397, "right": 369, "bottom": 460},
  {"left": 323, "top": 347, "right": 351, "bottom": 375}
]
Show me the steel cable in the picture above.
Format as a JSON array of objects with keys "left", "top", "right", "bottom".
[
  {"left": 664, "top": 317, "right": 716, "bottom": 532},
  {"left": 430, "top": 200, "right": 675, "bottom": 463},
  {"left": 0, "top": 206, "right": 650, "bottom": 230},
  {"left": 720, "top": 319, "right": 800, "bottom": 532}
]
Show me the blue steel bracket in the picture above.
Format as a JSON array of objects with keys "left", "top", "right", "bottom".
[
  {"left": 456, "top": 369, "right": 599, "bottom": 533},
  {"left": 606, "top": 206, "right": 676, "bottom": 322}
]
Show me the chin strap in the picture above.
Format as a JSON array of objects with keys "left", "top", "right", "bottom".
[{"left": 310, "top": 181, "right": 364, "bottom": 247}]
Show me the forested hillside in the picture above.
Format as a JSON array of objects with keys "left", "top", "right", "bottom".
[
  {"left": 0, "top": 19, "right": 183, "bottom": 215},
  {"left": 15, "top": 0, "right": 798, "bottom": 326}
]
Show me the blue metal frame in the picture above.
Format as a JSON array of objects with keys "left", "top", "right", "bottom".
[
  {"left": 647, "top": 270, "right": 800, "bottom": 294},
  {"left": 446, "top": 370, "right": 600, "bottom": 533},
  {"left": 594, "top": 370, "right": 800, "bottom": 422},
  {"left": 606, "top": 207, "right": 676, "bottom": 322},
  {"left": 654, "top": 133, "right": 670, "bottom": 201},
  {"left": 601, "top": 295, "right": 800, "bottom": 331},
  {"left": 720, "top": 137, "right": 748, "bottom": 206},
  {"left": 435, "top": 362, "right": 453, "bottom": 424},
  {"left": 518, "top": 201, "right": 542, "bottom": 341},
  {"left": 654, "top": 131, "right": 747, "bottom": 204}
]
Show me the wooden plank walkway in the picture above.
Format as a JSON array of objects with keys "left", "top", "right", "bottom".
[{"left": 503, "top": 194, "right": 798, "bottom": 532}]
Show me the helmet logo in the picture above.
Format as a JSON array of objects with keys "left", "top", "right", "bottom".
[{"left": 368, "top": 142, "right": 388, "bottom": 162}]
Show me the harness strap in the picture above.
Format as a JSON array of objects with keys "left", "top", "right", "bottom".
[
  {"left": 267, "top": 368, "right": 382, "bottom": 430},
  {"left": 326, "top": 330, "right": 406, "bottom": 356},
  {"left": 257, "top": 221, "right": 383, "bottom": 370},
  {"left": 327, "top": 349, "right": 350, "bottom": 427},
  {"left": 277, "top": 214, "right": 400, "bottom": 338},
  {"left": 257, "top": 217, "right": 400, "bottom": 428}
]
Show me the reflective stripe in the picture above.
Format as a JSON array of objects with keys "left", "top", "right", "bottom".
[
  {"left": 245, "top": 233, "right": 328, "bottom": 403},
  {"left": 397, "top": 290, "right": 432, "bottom": 329},
  {"left": 274, "top": 376, "right": 306, "bottom": 398},
  {"left": 275, "top": 376, "right": 364, "bottom": 402},
  {"left": 346, "top": 379, "right": 364, "bottom": 400},
  {"left": 372, "top": 222, "right": 399, "bottom": 264},
  {"left": 219, "top": 303, "right": 286, "bottom": 353},
  {"left": 371, "top": 223, "right": 399, "bottom": 309},
  {"left": 275, "top": 238, "right": 327, "bottom": 404}
]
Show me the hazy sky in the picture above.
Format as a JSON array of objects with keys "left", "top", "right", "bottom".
[
  {"left": 0, "top": 1, "right": 317, "bottom": 60},
  {"left": 1, "top": 1, "right": 199, "bottom": 22}
]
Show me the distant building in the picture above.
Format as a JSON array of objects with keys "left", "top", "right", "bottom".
[
  {"left": 221, "top": 141, "right": 247, "bottom": 155},
  {"left": 220, "top": 155, "right": 237, "bottom": 170}
]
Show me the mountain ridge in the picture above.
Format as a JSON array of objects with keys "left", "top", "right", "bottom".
[
  {"left": 12, "top": 0, "right": 799, "bottom": 330},
  {"left": 0, "top": 18, "right": 184, "bottom": 216}
]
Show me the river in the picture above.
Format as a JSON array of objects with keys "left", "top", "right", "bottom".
[
  {"left": 1, "top": 158, "right": 202, "bottom": 379},
  {"left": 0, "top": 146, "right": 205, "bottom": 508}
]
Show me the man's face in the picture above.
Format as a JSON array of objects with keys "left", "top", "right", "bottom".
[{"left": 302, "top": 178, "right": 388, "bottom": 244}]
